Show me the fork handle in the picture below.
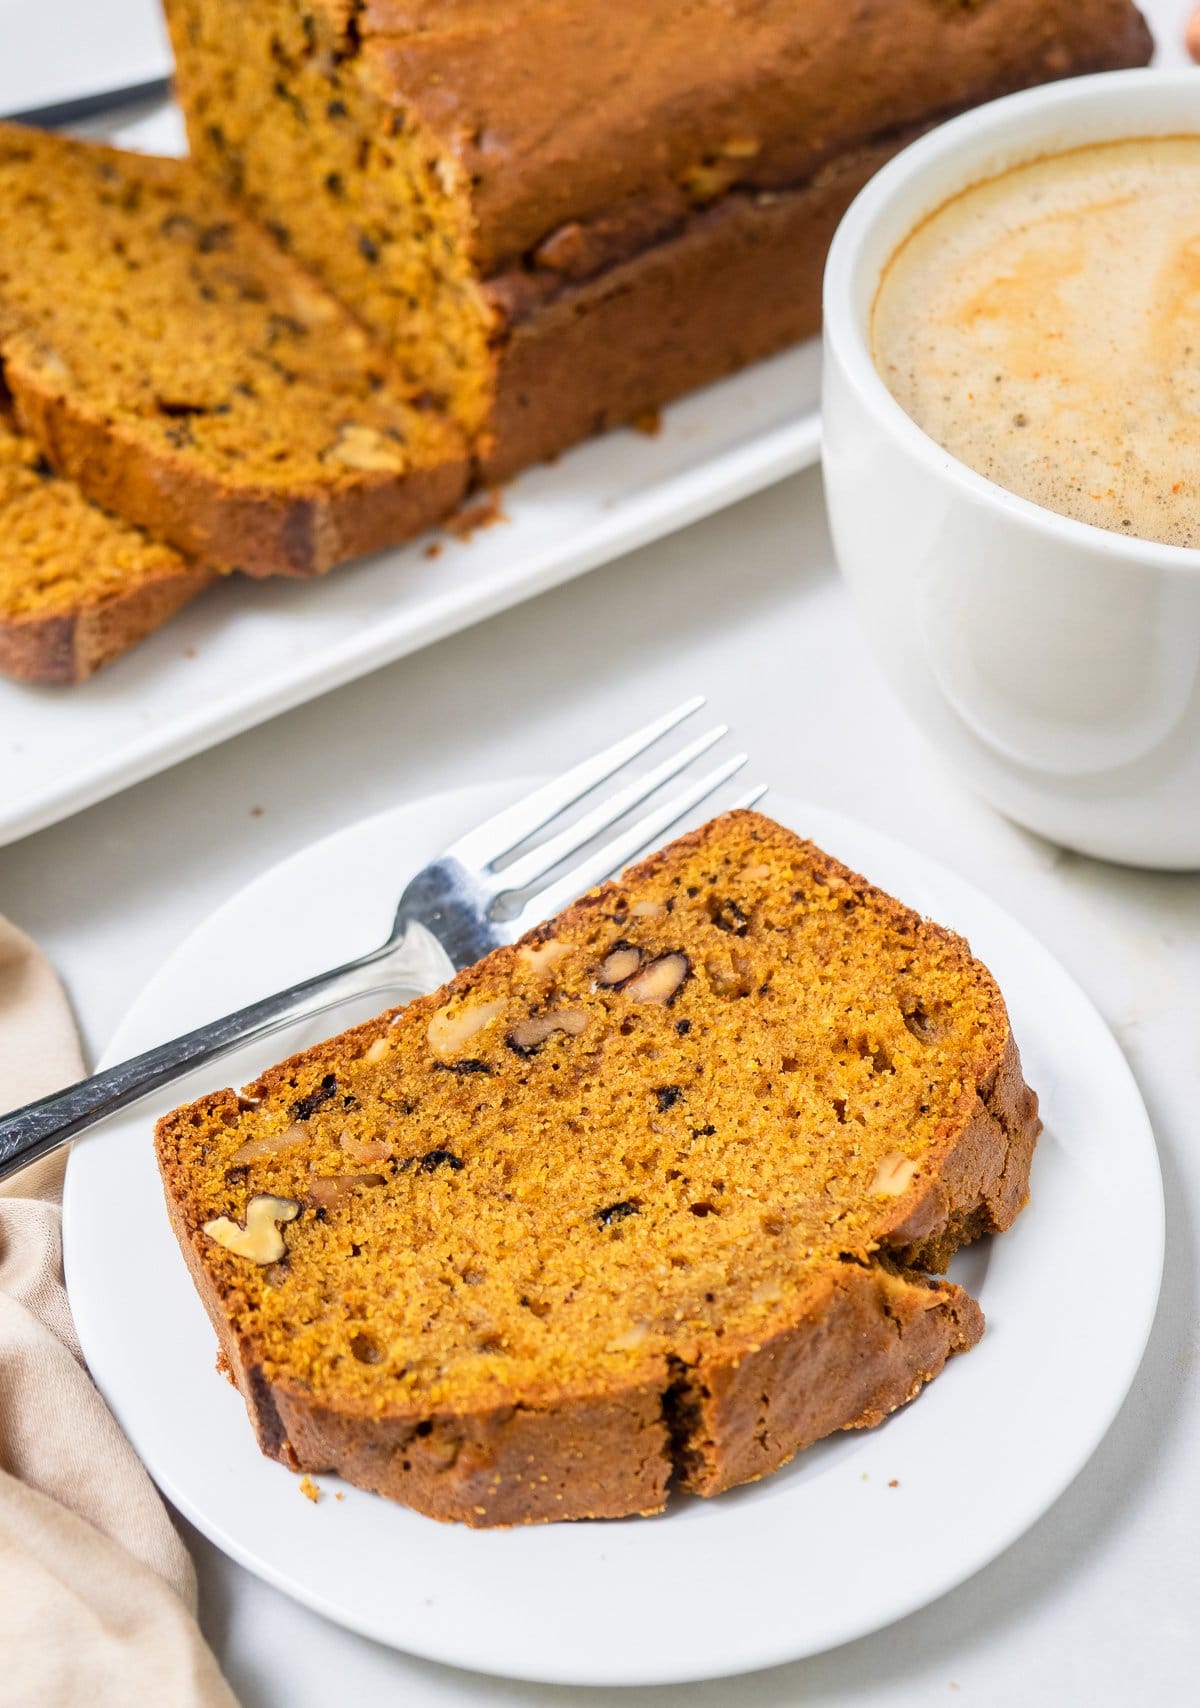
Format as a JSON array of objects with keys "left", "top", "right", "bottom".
[{"left": 0, "top": 922, "right": 450, "bottom": 1183}]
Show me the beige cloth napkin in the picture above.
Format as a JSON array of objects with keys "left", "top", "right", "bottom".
[{"left": 0, "top": 917, "right": 237, "bottom": 1708}]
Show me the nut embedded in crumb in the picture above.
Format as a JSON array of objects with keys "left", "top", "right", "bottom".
[
  {"left": 533, "top": 220, "right": 588, "bottom": 275},
  {"left": 281, "top": 273, "right": 342, "bottom": 329},
  {"left": 596, "top": 944, "right": 641, "bottom": 987},
  {"left": 363, "top": 1036, "right": 390, "bottom": 1065},
  {"left": 231, "top": 1120, "right": 309, "bottom": 1166},
  {"left": 870, "top": 1152, "right": 918, "bottom": 1196},
  {"left": 299, "top": 1475, "right": 320, "bottom": 1503},
  {"left": 507, "top": 1008, "right": 588, "bottom": 1054},
  {"left": 33, "top": 346, "right": 72, "bottom": 385},
  {"left": 518, "top": 938, "right": 570, "bottom": 976},
  {"left": 308, "top": 1171, "right": 386, "bottom": 1208},
  {"left": 630, "top": 899, "right": 666, "bottom": 919},
  {"left": 606, "top": 1321, "right": 651, "bottom": 1353},
  {"left": 432, "top": 155, "right": 459, "bottom": 196},
  {"left": 338, "top": 1124, "right": 392, "bottom": 1163},
  {"left": 679, "top": 160, "right": 737, "bottom": 202},
  {"left": 322, "top": 422, "right": 406, "bottom": 472},
  {"left": 427, "top": 996, "right": 505, "bottom": 1061},
  {"left": 203, "top": 1194, "right": 300, "bottom": 1263},
  {"left": 624, "top": 952, "right": 690, "bottom": 1005}
]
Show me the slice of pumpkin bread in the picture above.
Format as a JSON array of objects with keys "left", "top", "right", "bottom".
[
  {"left": 156, "top": 810, "right": 1040, "bottom": 1526},
  {"left": 0, "top": 121, "right": 468, "bottom": 577},
  {"left": 0, "top": 408, "right": 214, "bottom": 683}
]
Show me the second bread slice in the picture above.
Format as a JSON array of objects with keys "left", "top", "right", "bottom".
[{"left": 0, "top": 122, "right": 468, "bottom": 577}]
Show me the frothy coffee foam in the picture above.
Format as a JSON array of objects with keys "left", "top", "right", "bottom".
[{"left": 872, "top": 138, "right": 1200, "bottom": 549}]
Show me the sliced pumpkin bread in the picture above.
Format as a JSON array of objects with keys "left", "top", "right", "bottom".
[
  {"left": 0, "top": 121, "right": 468, "bottom": 578},
  {"left": 0, "top": 407, "right": 214, "bottom": 682},
  {"left": 155, "top": 810, "right": 1040, "bottom": 1526}
]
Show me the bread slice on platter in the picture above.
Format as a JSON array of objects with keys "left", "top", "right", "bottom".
[
  {"left": 0, "top": 122, "right": 467, "bottom": 579},
  {"left": 0, "top": 409, "right": 214, "bottom": 682},
  {"left": 156, "top": 810, "right": 1040, "bottom": 1525}
]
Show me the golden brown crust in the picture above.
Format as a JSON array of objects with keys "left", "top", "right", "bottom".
[
  {"left": 155, "top": 811, "right": 1041, "bottom": 1525},
  {"left": 7, "top": 363, "right": 469, "bottom": 579},
  {"left": 352, "top": 0, "right": 1153, "bottom": 273},
  {"left": 879, "top": 1031, "right": 1041, "bottom": 1269},
  {"left": 479, "top": 138, "right": 893, "bottom": 480},
  {"left": 671, "top": 1263, "right": 984, "bottom": 1500},
  {"left": 272, "top": 1379, "right": 673, "bottom": 1525},
  {"left": 0, "top": 560, "right": 216, "bottom": 683}
]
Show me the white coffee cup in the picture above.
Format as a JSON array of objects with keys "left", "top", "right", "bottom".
[{"left": 821, "top": 69, "right": 1200, "bottom": 870}]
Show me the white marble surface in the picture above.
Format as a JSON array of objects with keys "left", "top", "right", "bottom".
[{"left": 2, "top": 467, "right": 1197, "bottom": 1704}]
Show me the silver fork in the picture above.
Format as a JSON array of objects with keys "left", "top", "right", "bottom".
[{"left": 0, "top": 699, "right": 764, "bottom": 1182}]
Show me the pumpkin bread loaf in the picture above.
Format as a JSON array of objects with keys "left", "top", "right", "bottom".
[
  {"left": 0, "top": 409, "right": 214, "bottom": 683},
  {"left": 163, "top": 0, "right": 1151, "bottom": 479},
  {"left": 156, "top": 810, "right": 1040, "bottom": 1527},
  {"left": 0, "top": 121, "right": 468, "bottom": 577}
]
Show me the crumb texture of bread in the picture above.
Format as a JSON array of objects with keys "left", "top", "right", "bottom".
[
  {"left": 0, "top": 121, "right": 469, "bottom": 577},
  {"left": 163, "top": 0, "right": 496, "bottom": 441},
  {"left": 156, "top": 811, "right": 1041, "bottom": 1526},
  {"left": 163, "top": 0, "right": 1152, "bottom": 474},
  {"left": 0, "top": 409, "right": 214, "bottom": 682}
]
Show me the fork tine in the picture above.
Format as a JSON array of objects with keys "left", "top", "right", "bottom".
[
  {"left": 507, "top": 752, "right": 749, "bottom": 930},
  {"left": 447, "top": 697, "right": 706, "bottom": 870},
  {"left": 493, "top": 723, "right": 729, "bottom": 896},
  {"left": 728, "top": 783, "right": 770, "bottom": 812}
]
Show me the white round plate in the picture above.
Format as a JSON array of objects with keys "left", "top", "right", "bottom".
[{"left": 63, "top": 785, "right": 1163, "bottom": 1687}]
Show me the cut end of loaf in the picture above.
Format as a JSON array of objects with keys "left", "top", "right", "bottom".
[{"left": 162, "top": 0, "right": 496, "bottom": 444}]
